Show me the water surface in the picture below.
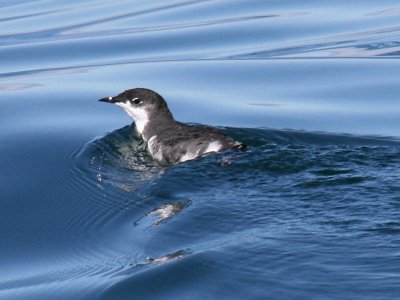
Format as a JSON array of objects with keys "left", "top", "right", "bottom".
[{"left": 1, "top": 1, "right": 400, "bottom": 299}]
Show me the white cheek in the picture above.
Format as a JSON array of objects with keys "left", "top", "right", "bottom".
[
  {"left": 116, "top": 102, "right": 138, "bottom": 118},
  {"left": 115, "top": 102, "right": 133, "bottom": 116},
  {"left": 115, "top": 101, "right": 130, "bottom": 110}
]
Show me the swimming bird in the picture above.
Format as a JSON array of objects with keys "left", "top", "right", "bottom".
[{"left": 99, "top": 88, "right": 245, "bottom": 164}]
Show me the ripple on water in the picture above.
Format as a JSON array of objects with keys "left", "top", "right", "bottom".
[{"left": 12, "top": 125, "right": 398, "bottom": 299}]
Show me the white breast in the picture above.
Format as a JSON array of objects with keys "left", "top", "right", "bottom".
[{"left": 147, "top": 135, "right": 163, "bottom": 161}]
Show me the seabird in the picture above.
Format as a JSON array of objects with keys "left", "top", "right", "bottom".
[{"left": 99, "top": 88, "right": 245, "bottom": 164}]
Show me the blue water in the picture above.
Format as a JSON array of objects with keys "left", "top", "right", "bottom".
[{"left": 1, "top": 1, "right": 400, "bottom": 299}]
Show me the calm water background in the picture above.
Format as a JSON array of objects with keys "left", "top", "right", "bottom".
[{"left": 1, "top": 1, "right": 400, "bottom": 299}]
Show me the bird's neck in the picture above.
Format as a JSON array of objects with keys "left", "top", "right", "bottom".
[{"left": 137, "top": 114, "right": 175, "bottom": 142}]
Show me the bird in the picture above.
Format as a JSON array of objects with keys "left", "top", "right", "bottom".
[{"left": 99, "top": 88, "right": 245, "bottom": 164}]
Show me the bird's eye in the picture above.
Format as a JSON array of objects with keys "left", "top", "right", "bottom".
[{"left": 132, "top": 98, "right": 141, "bottom": 105}]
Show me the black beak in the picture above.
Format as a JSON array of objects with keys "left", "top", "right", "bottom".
[{"left": 98, "top": 95, "right": 125, "bottom": 103}]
